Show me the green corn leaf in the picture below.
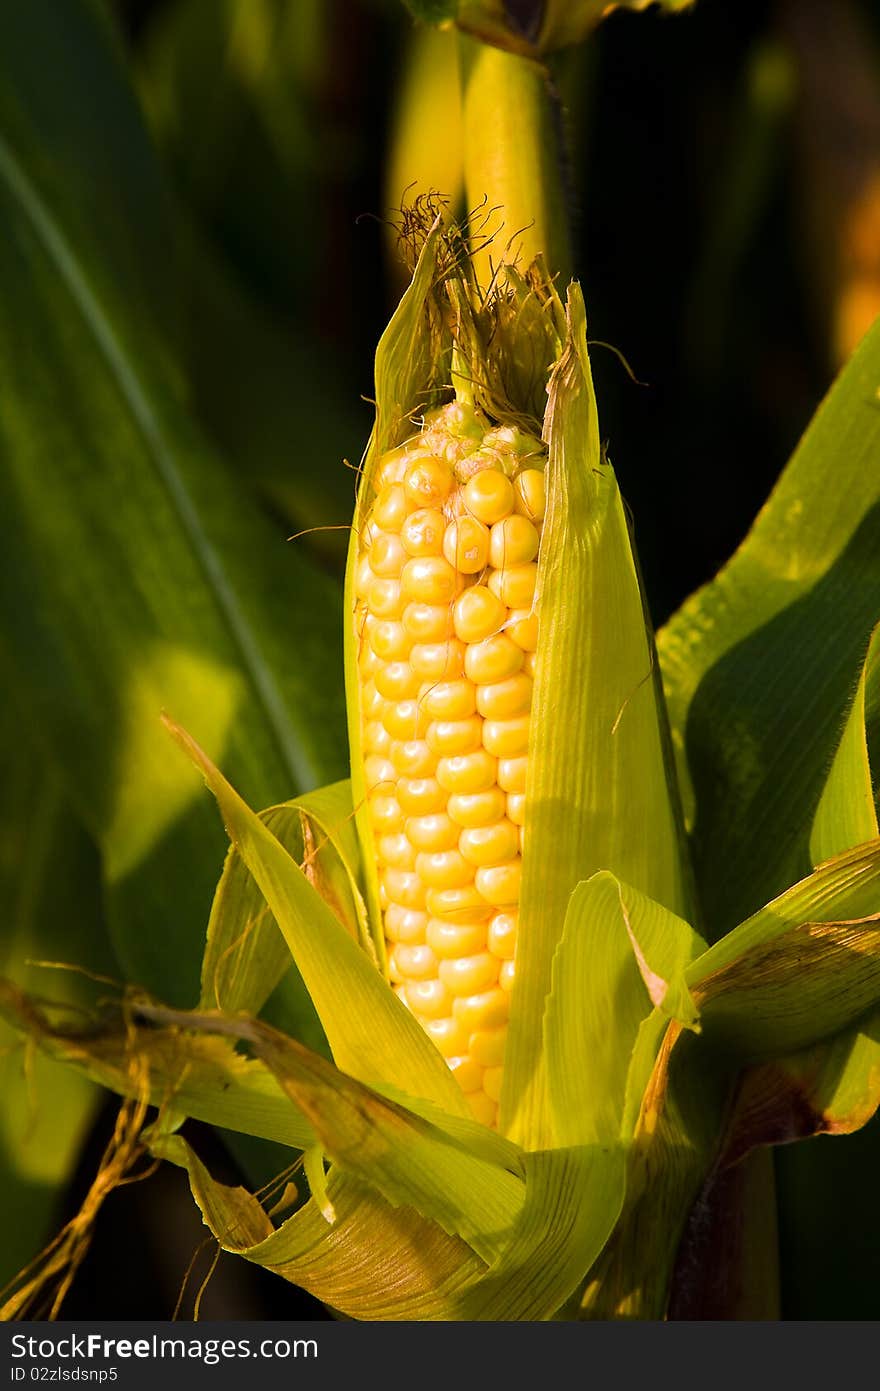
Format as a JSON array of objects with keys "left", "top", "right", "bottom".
[
  {"left": 0, "top": 700, "right": 114, "bottom": 1287},
  {"left": 502, "top": 285, "right": 691, "bottom": 1150},
  {"left": 199, "top": 781, "right": 369, "bottom": 1052},
  {"left": 156, "top": 1132, "right": 487, "bottom": 1319},
  {"left": 166, "top": 720, "right": 471, "bottom": 1117},
  {"left": 453, "top": 1145, "right": 626, "bottom": 1320},
  {"left": 658, "top": 316, "right": 880, "bottom": 939},
  {"left": 545, "top": 872, "right": 703, "bottom": 1149},
  {"left": 810, "top": 625, "right": 880, "bottom": 864},
  {"left": 583, "top": 840, "right": 880, "bottom": 1318},
  {"left": 0, "top": 0, "right": 347, "bottom": 1007},
  {"left": 0, "top": 985, "right": 317, "bottom": 1153}
]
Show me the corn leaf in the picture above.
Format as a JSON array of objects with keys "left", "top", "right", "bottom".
[
  {"left": 545, "top": 872, "right": 703, "bottom": 1149},
  {"left": 658, "top": 316, "right": 880, "bottom": 938},
  {"left": 0, "top": 0, "right": 347, "bottom": 1008},
  {"left": 453, "top": 1145, "right": 626, "bottom": 1319},
  {"left": 0, "top": 700, "right": 113, "bottom": 1287},
  {"left": 167, "top": 721, "right": 471, "bottom": 1117},
  {"left": 810, "top": 624, "right": 880, "bottom": 864},
  {"left": 502, "top": 285, "right": 691, "bottom": 1149},
  {"left": 0, "top": 985, "right": 317, "bottom": 1153},
  {"left": 583, "top": 841, "right": 880, "bottom": 1318},
  {"left": 199, "top": 781, "right": 368, "bottom": 1053},
  {"left": 156, "top": 1133, "right": 487, "bottom": 1319}
]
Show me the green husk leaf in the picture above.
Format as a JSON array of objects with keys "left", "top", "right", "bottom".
[
  {"left": 583, "top": 840, "right": 880, "bottom": 1319},
  {"left": 0, "top": 984, "right": 317, "bottom": 1152},
  {"left": 166, "top": 718, "right": 470, "bottom": 1117},
  {"left": 502, "top": 284, "right": 690, "bottom": 1149},
  {"left": 810, "top": 625, "right": 880, "bottom": 864},
  {"left": 658, "top": 315, "right": 880, "bottom": 938},
  {"left": 454, "top": 1145, "right": 626, "bottom": 1319},
  {"left": 155, "top": 1132, "right": 487, "bottom": 1319},
  {"left": 199, "top": 780, "right": 368, "bottom": 1050},
  {"left": 545, "top": 872, "right": 703, "bottom": 1149}
]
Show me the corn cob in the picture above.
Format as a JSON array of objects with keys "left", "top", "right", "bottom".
[{"left": 354, "top": 398, "right": 546, "bottom": 1127}]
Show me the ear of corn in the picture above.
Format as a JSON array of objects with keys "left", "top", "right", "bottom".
[{"left": 345, "top": 218, "right": 691, "bottom": 1144}]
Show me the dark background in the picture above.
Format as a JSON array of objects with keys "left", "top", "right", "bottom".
[{"left": 17, "top": 0, "right": 880, "bottom": 1321}]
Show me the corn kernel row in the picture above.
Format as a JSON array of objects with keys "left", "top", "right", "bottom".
[{"left": 355, "top": 400, "right": 545, "bottom": 1127}]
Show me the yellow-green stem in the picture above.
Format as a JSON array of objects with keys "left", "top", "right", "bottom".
[{"left": 460, "top": 38, "right": 572, "bottom": 287}]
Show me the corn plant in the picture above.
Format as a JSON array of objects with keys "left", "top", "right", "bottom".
[{"left": 3, "top": 0, "right": 880, "bottom": 1322}]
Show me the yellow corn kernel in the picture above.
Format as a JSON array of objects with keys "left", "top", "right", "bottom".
[
  {"left": 459, "top": 819, "right": 520, "bottom": 867},
  {"left": 453, "top": 987, "right": 510, "bottom": 1032},
  {"left": 497, "top": 756, "right": 528, "bottom": 792},
  {"left": 488, "top": 515, "right": 540, "bottom": 569},
  {"left": 499, "top": 959, "right": 516, "bottom": 990},
  {"left": 483, "top": 1066, "right": 504, "bottom": 1102},
  {"left": 475, "top": 859, "right": 522, "bottom": 906},
  {"left": 370, "top": 532, "right": 407, "bottom": 578},
  {"left": 384, "top": 905, "right": 428, "bottom": 944},
  {"left": 390, "top": 739, "right": 436, "bottom": 778},
  {"left": 404, "top": 456, "right": 454, "bottom": 508},
  {"left": 366, "top": 577, "right": 405, "bottom": 618},
  {"left": 426, "top": 884, "right": 492, "bottom": 920},
  {"left": 397, "top": 776, "right": 447, "bottom": 816},
  {"left": 382, "top": 868, "right": 427, "bottom": 910},
  {"left": 391, "top": 943, "right": 438, "bottom": 981},
  {"left": 436, "top": 749, "right": 498, "bottom": 794},
  {"left": 405, "top": 812, "right": 460, "bottom": 852},
  {"left": 405, "top": 978, "right": 453, "bottom": 1019},
  {"left": 464, "top": 634, "right": 524, "bottom": 684},
  {"left": 402, "top": 601, "right": 454, "bottom": 642},
  {"left": 452, "top": 585, "right": 508, "bottom": 644},
  {"left": 400, "top": 508, "right": 446, "bottom": 557},
  {"left": 426, "top": 716, "right": 483, "bottom": 756},
  {"left": 419, "top": 678, "right": 476, "bottom": 720},
  {"left": 367, "top": 618, "right": 412, "bottom": 662},
  {"left": 424, "top": 1016, "right": 469, "bottom": 1057},
  {"left": 361, "top": 679, "right": 385, "bottom": 720},
  {"left": 414, "top": 849, "right": 474, "bottom": 889},
  {"left": 487, "top": 562, "right": 538, "bottom": 609},
  {"left": 363, "top": 754, "right": 395, "bottom": 791},
  {"left": 487, "top": 911, "right": 517, "bottom": 958},
  {"left": 378, "top": 832, "right": 417, "bottom": 869},
  {"left": 475, "top": 673, "right": 532, "bottom": 719},
  {"left": 467, "top": 1091, "right": 498, "bottom": 1127},
  {"left": 463, "top": 469, "right": 515, "bottom": 523},
  {"left": 446, "top": 787, "right": 507, "bottom": 828},
  {"left": 368, "top": 791, "right": 404, "bottom": 833},
  {"left": 482, "top": 716, "right": 530, "bottom": 758},
  {"left": 409, "top": 639, "right": 466, "bottom": 681},
  {"left": 470, "top": 1026, "right": 507, "bottom": 1067},
  {"left": 506, "top": 791, "right": 526, "bottom": 825},
  {"left": 439, "top": 951, "right": 499, "bottom": 996},
  {"left": 442, "top": 516, "right": 490, "bottom": 574},
  {"left": 363, "top": 719, "right": 391, "bottom": 755},
  {"left": 383, "top": 699, "right": 430, "bottom": 740},
  {"left": 374, "top": 662, "right": 421, "bottom": 701},
  {"left": 401, "top": 556, "right": 460, "bottom": 605},
  {"left": 426, "top": 918, "right": 488, "bottom": 958},
  {"left": 448, "top": 1056, "right": 484, "bottom": 1094},
  {"left": 506, "top": 610, "right": 539, "bottom": 651},
  {"left": 513, "top": 467, "right": 546, "bottom": 521},
  {"left": 372, "top": 482, "right": 408, "bottom": 532}
]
